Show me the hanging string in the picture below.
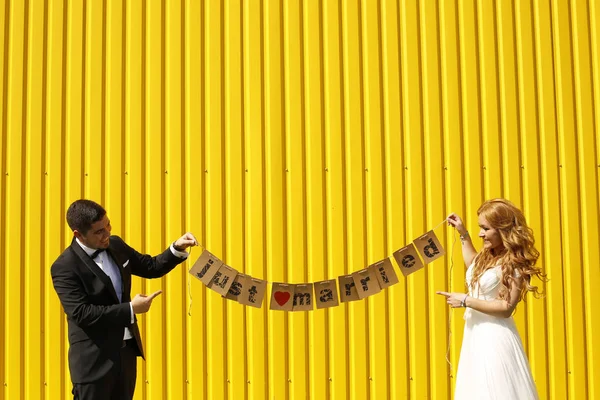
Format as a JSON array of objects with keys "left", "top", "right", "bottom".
[
  {"left": 431, "top": 218, "right": 448, "bottom": 232},
  {"left": 186, "top": 244, "right": 204, "bottom": 317},
  {"left": 445, "top": 228, "right": 458, "bottom": 372}
]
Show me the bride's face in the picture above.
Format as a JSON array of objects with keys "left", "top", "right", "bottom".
[{"left": 478, "top": 215, "right": 504, "bottom": 253}]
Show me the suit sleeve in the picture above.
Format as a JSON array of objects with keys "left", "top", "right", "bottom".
[
  {"left": 51, "top": 260, "right": 132, "bottom": 328},
  {"left": 113, "top": 236, "right": 186, "bottom": 279}
]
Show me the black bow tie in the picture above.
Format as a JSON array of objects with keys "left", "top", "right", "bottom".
[{"left": 91, "top": 248, "right": 106, "bottom": 259}]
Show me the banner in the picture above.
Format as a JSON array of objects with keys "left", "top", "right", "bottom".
[{"left": 190, "top": 226, "right": 446, "bottom": 311}]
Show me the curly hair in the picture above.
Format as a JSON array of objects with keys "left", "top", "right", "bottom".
[{"left": 470, "top": 198, "right": 546, "bottom": 301}]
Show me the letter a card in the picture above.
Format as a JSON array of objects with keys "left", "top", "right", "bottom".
[
  {"left": 238, "top": 277, "right": 267, "bottom": 308},
  {"left": 292, "top": 284, "right": 314, "bottom": 311},
  {"left": 369, "top": 257, "right": 399, "bottom": 290},
  {"left": 392, "top": 243, "right": 424, "bottom": 276},
  {"left": 351, "top": 268, "right": 381, "bottom": 299},
  {"left": 413, "top": 230, "right": 445, "bottom": 264},
  {"left": 269, "top": 282, "right": 295, "bottom": 311},
  {"left": 189, "top": 250, "right": 223, "bottom": 285},
  {"left": 314, "top": 279, "right": 339, "bottom": 309}
]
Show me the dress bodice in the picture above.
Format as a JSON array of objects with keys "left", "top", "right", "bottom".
[{"left": 466, "top": 263, "right": 502, "bottom": 300}]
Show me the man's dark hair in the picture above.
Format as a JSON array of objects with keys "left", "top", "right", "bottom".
[{"left": 66, "top": 200, "right": 106, "bottom": 234}]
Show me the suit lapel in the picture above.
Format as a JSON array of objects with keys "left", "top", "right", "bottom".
[{"left": 70, "top": 238, "right": 120, "bottom": 303}]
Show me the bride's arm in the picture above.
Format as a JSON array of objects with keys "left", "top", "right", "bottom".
[
  {"left": 447, "top": 213, "right": 477, "bottom": 267},
  {"left": 464, "top": 277, "right": 523, "bottom": 318},
  {"left": 437, "top": 277, "right": 523, "bottom": 318}
]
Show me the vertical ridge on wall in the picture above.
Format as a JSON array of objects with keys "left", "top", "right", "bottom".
[
  {"left": 515, "top": 0, "right": 550, "bottom": 397},
  {"left": 0, "top": 0, "right": 6, "bottom": 392},
  {"left": 1, "top": 1, "right": 600, "bottom": 399}
]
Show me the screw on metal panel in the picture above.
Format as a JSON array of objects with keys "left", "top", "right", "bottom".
[
  {"left": 145, "top": 380, "right": 149, "bottom": 384},
  {"left": 369, "top": 377, "right": 372, "bottom": 381},
  {"left": 85, "top": 173, "right": 88, "bottom": 176},
  {"left": 165, "top": 170, "right": 168, "bottom": 174},
  {"left": 125, "top": 171, "right": 128, "bottom": 175},
  {"left": 205, "top": 169, "right": 208, "bottom": 173},
  {"left": 247, "top": 380, "right": 251, "bottom": 384},
  {"left": 45, "top": 171, "right": 48, "bottom": 175},
  {"left": 404, "top": 166, "right": 408, "bottom": 170},
  {"left": 186, "top": 379, "right": 189, "bottom": 383},
  {"left": 482, "top": 166, "right": 486, "bottom": 170},
  {"left": 444, "top": 166, "right": 447, "bottom": 170},
  {"left": 325, "top": 168, "right": 328, "bottom": 171},
  {"left": 286, "top": 168, "right": 289, "bottom": 172},
  {"left": 288, "top": 379, "right": 292, "bottom": 383},
  {"left": 245, "top": 169, "right": 248, "bottom": 172},
  {"left": 328, "top": 377, "right": 332, "bottom": 381},
  {"left": 521, "top": 165, "right": 524, "bottom": 169},
  {"left": 365, "top": 168, "right": 368, "bottom": 172}
]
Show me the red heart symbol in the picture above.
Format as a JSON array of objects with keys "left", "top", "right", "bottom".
[{"left": 274, "top": 291, "right": 291, "bottom": 306}]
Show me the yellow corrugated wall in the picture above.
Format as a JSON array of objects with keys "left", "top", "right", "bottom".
[{"left": 0, "top": 0, "right": 599, "bottom": 399}]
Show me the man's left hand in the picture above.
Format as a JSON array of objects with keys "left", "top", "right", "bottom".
[{"left": 173, "top": 232, "right": 198, "bottom": 251}]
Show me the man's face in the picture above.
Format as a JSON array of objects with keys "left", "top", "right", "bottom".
[{"left": 75, "top": 215, "right": 112, "bottom": 249}]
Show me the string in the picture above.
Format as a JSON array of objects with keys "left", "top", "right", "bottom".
[
  {"left": 431, "top": 218, "right": 448, "bottom": 232},
  {"left": 445, "top": 228, "right": 458, "bottom": 372},
  {"left": 187, "top": 243, "right": 204, "bottom": 317}
]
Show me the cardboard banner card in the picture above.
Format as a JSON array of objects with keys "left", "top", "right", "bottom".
[
  {"left": 238, "top": 277, "right": 267, "bottom": 308},
  {"left": 224, "top": 273, "right": 247, "bottom": 301},
  {"left": 393, "top": 243, "right": 424, "bottom": 276},
  {"left": 414, "top": 230, "right": 445, "bottom": 264},
  {"left": 314, "top": 279, "right": 339, "bottom": 309},
  {"left": 293, "top": 284, "right": 314, "bottom": 311},
  {"left": 338, "top": 274, "right": 360, "bottom": 303},
  {"left": 370, "top": 257, "right": 399, "bottom": 289},
  {"left": 270, "top": 283, "right": 295, "bottom": 311},
  {"left": 208, "top": 264, "right": 238, "bottom": 296},
  {"left": 189, "top": 250, "right": 223, "bottom": 285},
  {"left": 352, "top": 268, "right": 381, "bottom": 299}
]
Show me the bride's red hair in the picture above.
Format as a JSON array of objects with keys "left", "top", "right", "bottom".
[{"left": 471, "top": 199, "right": 546, "bottom": 301}]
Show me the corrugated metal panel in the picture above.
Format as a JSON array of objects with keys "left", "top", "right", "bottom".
[{"left": 1, "top": 0, "right": 599, "bottom": 399}]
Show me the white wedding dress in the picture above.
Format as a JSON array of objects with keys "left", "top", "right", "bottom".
[{"left": 454, "top": 264, "right": 539, "bottom": 400}]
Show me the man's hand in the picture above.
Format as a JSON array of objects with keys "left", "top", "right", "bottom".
[
  {"left": 173, "top": 232, "right": 198, "bottom": 251},
  {"left": 131, "top": 290, "right": 162, "bottom": 314}
]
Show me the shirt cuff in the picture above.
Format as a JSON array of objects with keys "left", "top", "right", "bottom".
[
  {"left": 170, "top": 244, "right": 190, "bottom": 259},
  {"left": 129, "top": 303, "right": 134, "bottom": 324}
]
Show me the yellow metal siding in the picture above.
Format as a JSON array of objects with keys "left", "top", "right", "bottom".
[{"left": 0, "top": 1, "right": 598, "bottom": 399}]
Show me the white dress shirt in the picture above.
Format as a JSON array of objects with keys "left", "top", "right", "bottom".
[{"left": 76, "top": 238, "right": 188, "bottom": 340}]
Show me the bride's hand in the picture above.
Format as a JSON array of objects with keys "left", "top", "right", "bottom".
[
  {"left": 447, "top": 213, "right": 467, "bottom": 236},
  {"left": 436, "top": 291, "right": 468, "bottom": 308}
]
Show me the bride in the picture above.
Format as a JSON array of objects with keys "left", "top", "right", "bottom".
[{"left": 437, "top": 198, "right": 546, "bottom": 400}]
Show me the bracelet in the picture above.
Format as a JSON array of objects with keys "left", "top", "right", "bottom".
[
  {"left": 459, "top": 231, "right": 470, "bottom": 244},
  {"left": 460, "top": 294, "right": 469, "bottom": 308}
]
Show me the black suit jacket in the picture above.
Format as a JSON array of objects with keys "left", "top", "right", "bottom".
[{"left": 51, "top": 235, "right": 186, "bottom": 384}]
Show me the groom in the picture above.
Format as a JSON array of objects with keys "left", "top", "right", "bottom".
[{"left": 51, "top": 199, "right": 197, "bottom": 400}]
